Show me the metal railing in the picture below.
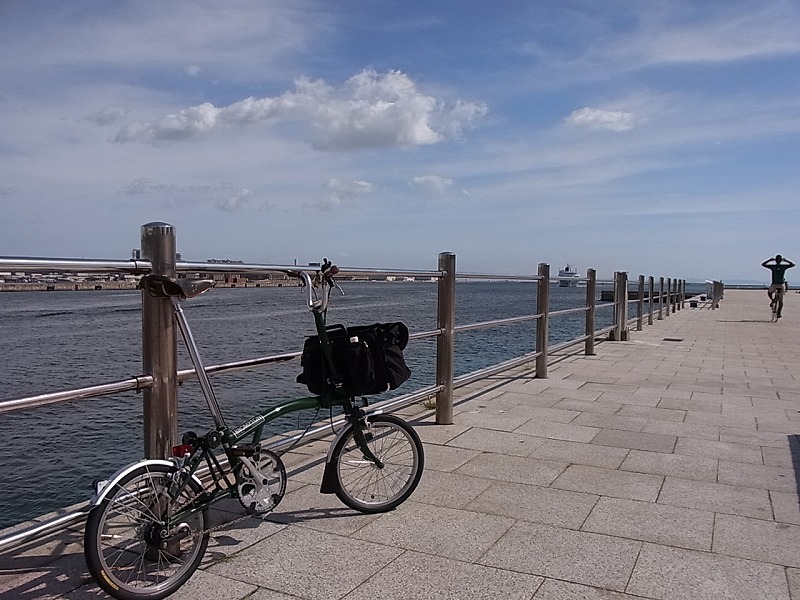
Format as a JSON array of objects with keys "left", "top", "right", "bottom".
[{"left": 0, "top": 221, "right": 694, "bottom": 551}]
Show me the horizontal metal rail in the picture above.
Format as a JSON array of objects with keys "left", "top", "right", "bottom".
[
  {"left": 0, "top": 245, "right": 695, "bottom": 556},
  {"left": 454, "top": 313, "right": 540, "bottom": 334},
  {"left": 0, "top": 376, "right": 154, "bottom": 414}
]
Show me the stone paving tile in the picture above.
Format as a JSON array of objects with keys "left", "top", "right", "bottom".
[
  {"left": 551, "top": 465, "right": 663, "bottom": 502},
  {"left": 410, "top": 468, "right": 493, "bottom": 509},
  {"left": 514, "top": 420, "right": 601, "bottom": 443},
  {"left": 153, "top": 569, "right": 259, "bottom": 600},
  {"left": 657, "top": 476, "right": 773, "bottom": 520},
  {"left": 684, "top": 411, "right": 757, "bottom": 430},
  {"left": 762, "top": 445, "right": 794, "bottom": 468},
  {"left": 597, "top": 390, "right": 660, "bottom": 407},
  {"left": 626, "top": 543, "right": 790, "bottom": 600},
  {"left": 529, "top": 438, "right": 629, "bottom": 469},
  {"left": 208, "top": 526, "right": 402, "bottom": 600},
  {"left": 0, "top": 551, "right": 88, "bottom": 600},
  {"left": 455, "top": 452, "right": 568, "bottom": 487},
  {"left": 445, "top": 426, "right": 547, "bottom": 456},
  {"left": 249, "top": 589, "right": 305, "bottom": 600},
  {"left": 342, "top": 551, "right": 543, "bottom": 600},
  {"left": 532, "top": 579, "right": 648, "bottom": 599},
  {"left": 756, "top": 418, "right": 800, "bottom": 434},
  {"left": 673, "top": 437, "right": 763, "bottom": 464},
  {"left": 788, "top": 568, "right": 800, "bottom": 600},
  {"left": 412, "top": 421, "right": 470, "bottom": 445},
  {"left": 641, "top": 419, "right": 720, "bottom": 441},
  {"left": 620, "top": 449, "right": 718, "bottom": 481},
  {"left": 506, "top": 405, "right": 581, "bottom": 423},
  {"left": 351, "top": 502, "right": 514, "bottom": 562},
  {"left": 719, "top": 426, "right": 792, "bottom": 448},
  {"left": 590, "top": 429, "right": 677, "bottom": 453},
  {"left": 421, "top": 442, "right": 482, "bottom": 473},
  {"left": 713, "top": 513, "right": 800, "bottom": 568},
  {"left": 452, "top": 406, "right": 533, "bottom": 432},
  {"left": 581, "top": 496, "right": 714, "bottom": 551},
  {"left": 551, "top": 398, "right": 623, "bottom": 414},
  {"left": 266, "top": 484, "right": 381, "bottom": 537},
  {"left": 571, "top": 413, "right": 648, "bottom": 432},
  {"left": 543, "top": 386, "right": 603, "bottom": 402},
  {"left": 717, "top": 460, "right": 798, "bottom": 493},
  {"left": 657, "top": 396, "right": 722, "bottom": 413},
  {"left": 468, "top": 481, "right": 598, "bottom": 529},
  {"left": 770, "top": 490, "right": 800, "bottom": 525},
  {"left": 616, "top": 403, "right": 687, "bottom": 422},
  {"left": 490, "top": 390, "right": 563, "bottom": 409},
  {"left": 479, "top": 521, "right": 641, "bottom": 592},
  {"left": 635, "top": 386, "right": 692, "bottom": 401}
]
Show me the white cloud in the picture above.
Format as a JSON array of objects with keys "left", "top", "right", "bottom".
[
  {"left": 121, "top": 178, "right": 255, "bottom": 212},
  {"left": 215, "top": 188, "right": 254, "bottom": 212},
  {"left": 410, "top": 175, "right": 454, "bottom": 195},
  {"left": 113, "top": 69, "right": 487, "bottom": 150},
  {"left": 84, "top": 105, "right": 129, "bottom": 126},
  {"left": 565, "top": 107, "right": 637, "bottom": 131},
  {"left": 306, "top": 178, "right": 374, "bottom": 210}
]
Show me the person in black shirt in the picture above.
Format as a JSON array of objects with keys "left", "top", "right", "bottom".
[{"left": 762, "top": 255, "right": 795, "bottom": 317}]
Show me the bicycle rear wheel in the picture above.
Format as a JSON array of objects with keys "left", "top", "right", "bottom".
[
  {"left": 331, "top": 414, "right": 424, "bottom": 513},
  {"left": 84, "top": 463, "right": 209, "bottom": 600}
]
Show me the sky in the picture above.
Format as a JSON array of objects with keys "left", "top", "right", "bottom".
[{"left": 1, "top": 1, "right": 799, "bottom": 283}]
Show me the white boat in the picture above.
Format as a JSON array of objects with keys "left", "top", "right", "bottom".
[{"left": 558, "top": 264, "right": 582, "bottom": 287}]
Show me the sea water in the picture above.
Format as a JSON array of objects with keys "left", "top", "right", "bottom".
[{"left": 0, "top": 282, "right": 618, "bottom": 529}]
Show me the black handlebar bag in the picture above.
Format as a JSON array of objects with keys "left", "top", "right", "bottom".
[{"left": 297, "top": 322, "right": 411, "bottom": 396}]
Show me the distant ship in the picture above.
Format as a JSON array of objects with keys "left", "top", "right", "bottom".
[{"left": 558, "top": 264, "right": 582, "bottom": 287}]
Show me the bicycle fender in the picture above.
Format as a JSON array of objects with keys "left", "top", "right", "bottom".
[
  {"left": 320, "top": 423, "right": 353, "bottom": 494},
  {"left": 89, "top": 459, "right": 203, "bottom": 506},
  {"left": 319, "top": 411, "right": 386, "bottom": 494}
]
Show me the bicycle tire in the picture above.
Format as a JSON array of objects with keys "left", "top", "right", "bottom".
[
  {"left": 331, "top": 414, "right": 424, "bottom": 513},
  {"left": 84, "top": 463, "right": 209, "bottom": 600}
]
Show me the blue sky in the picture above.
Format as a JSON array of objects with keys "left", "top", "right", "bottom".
[{"left": 1, "top": 1, "right": 798, "bottom": 282}]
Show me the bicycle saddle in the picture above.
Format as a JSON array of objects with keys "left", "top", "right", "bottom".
[{"left": 139, "top": 274, "right": 215, "bottom": 299}]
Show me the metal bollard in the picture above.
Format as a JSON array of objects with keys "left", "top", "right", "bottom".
[
  {"left": 536, "top": 263, "right": 550, "bottom": 378},
  {"left": 435, "top": 252, "right": 456, "bottom": 425},
  {"left": 585, "top": 268, "right": 596, "bottom": 355},
  {"left": 140, "top": 222, "right": 178, "bottom": 459},
  {"left": 637, "top": 275, "right": 645, "bottom": 331}
]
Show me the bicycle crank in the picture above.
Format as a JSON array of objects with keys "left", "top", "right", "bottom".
[{"left": 234, "top": 447, "right": 287, "bottom": 515}]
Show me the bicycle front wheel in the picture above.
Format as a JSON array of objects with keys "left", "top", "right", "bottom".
[
  {"left": 332, "top": 414, "right": 424, "bottom": 513},
  {"left": 84, "top": 463, "right": 209, "bottom": 600}
]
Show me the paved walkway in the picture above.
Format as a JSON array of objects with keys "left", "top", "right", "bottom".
[{"left": 2, "top": 289, "right": 799, "bottom": 599}]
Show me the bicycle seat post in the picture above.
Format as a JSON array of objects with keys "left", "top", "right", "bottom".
[{"left": 171, "top": 297, "right": 227, "bottom": 430}]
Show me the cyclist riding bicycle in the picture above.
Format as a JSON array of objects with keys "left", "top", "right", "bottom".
[{"left": 762, "top": 254, "right": 795, "bottom": 318}]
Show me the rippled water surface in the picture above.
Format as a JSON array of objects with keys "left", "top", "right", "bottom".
[{"left": 0, "top": 281, "right": 621, "bottom": 528}]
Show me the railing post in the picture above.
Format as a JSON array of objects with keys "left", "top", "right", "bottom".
[
  {"left": 681, "top": 280, "right": 686, "bottom": 309},
  {"left": 636, "top": 275, "right": 644, "bottom": 331},
  {"left": 435, "top": 252, "right": 456, "bottom": 425},
  {"left": 140, "top": 222, "right": 178, "bottom": 459},
  {"left": 657, "top": 277, "right": 664, "bottom": 320},
  {"left": 609, "top": 272, "right": 619, "bottom": 340},
  {"left": 648, "top": 276, "right": 654, "bottom": 325},
  {"left": 584, "top": 268, "right": 596, "bottom": 355},
  {"left": 536, "top": 263, "right": 550, "bottom": 378},
  {"left": 671, "top": 278, "right": 677, "bottom": 313},
  {"left": 666, "top": 278, "right": 672, "bottom": 316},
  {"left": 620, "top": 272, "right": 629, "bottom": 340}
]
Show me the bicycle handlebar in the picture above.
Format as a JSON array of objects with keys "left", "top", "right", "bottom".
[{"left": 291, "top": 258, "right": 340, "bottom": 313}]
